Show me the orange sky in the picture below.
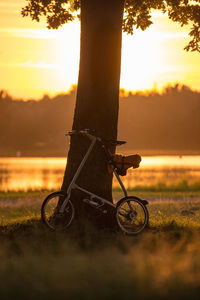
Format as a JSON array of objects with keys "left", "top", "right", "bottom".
[{"left": 0, "top": 0, "right": 200, "bottom": 99}]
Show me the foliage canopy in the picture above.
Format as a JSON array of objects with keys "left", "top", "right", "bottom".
[{"left": 22, "top": 0, "right": 200, "bottom": 52}]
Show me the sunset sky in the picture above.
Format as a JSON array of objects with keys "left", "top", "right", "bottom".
[{"left": 0, "top": 0, "right": 200, "bottom": 99}]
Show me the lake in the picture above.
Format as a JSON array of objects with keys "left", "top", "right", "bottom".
[{"left": 0, "top": 156, "right": 200, "bottom": 191}]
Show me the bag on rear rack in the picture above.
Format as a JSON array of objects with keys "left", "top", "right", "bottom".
[{"left": 108, "top": 154, "right": 141, "bottom": 176}]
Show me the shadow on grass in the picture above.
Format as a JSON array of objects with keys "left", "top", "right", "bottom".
[
  {"left": 1, "top": 219, "right": 200, "bottom": 299},
  {"left": 0, "top": 216, "right": 198, "bottom": 252}
]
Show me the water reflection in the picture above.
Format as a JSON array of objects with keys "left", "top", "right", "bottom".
[
  {"left": 0, "top": 156, "right": 200, "bottom": 191},
  {"left": 0, "top": 158, "right": 65, "bottom": 191}
]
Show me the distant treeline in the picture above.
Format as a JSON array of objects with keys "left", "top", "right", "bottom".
[{"left": 0, "top": 84, "right": 200, "bottom": 156}]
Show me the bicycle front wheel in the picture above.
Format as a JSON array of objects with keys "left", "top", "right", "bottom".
[
  {"left": 41, "top": 192, "right": 75, "bottom": 230},
  {"left": 116, "top": 196, "right": 149, "bottom": 235}
]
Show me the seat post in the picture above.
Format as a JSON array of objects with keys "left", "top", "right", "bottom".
[{"left": 113, "top": 169, "right": 128, "bottom": 198}]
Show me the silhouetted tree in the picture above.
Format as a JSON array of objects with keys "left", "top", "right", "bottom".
[{"left": 21, "top": 1, "right": 200, "bottom": 211}]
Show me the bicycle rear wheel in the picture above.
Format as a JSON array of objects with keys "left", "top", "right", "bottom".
[
  {"left": 116, "top": 196, "right": 149, "bottom": 235},
  {"left": 41, "top": 192, "right": 75, "bottom": 230}
]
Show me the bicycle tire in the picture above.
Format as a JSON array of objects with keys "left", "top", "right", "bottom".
[
  {"left": 41, "top": 191, "right": 75, "bottom": 230},
  {"left": 116, "top": 196, "right": 149, "bottom": 235}
]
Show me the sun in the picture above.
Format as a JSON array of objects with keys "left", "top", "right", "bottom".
[
  {"left": 121, "top": 28, "right": 165, "bottom": 92},
  {"left": 51, "top": 17, "right": 176, "bottom": 94},
  {"left": 52, "top": 21, "right": 165, "bottom": 94}
]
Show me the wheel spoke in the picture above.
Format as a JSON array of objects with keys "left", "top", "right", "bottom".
[
  {"left": 118, "top": 211, "right": 128, "bottom": 218},
  {"left": 127, "top": 201, "right": 134, "bottom": 212}
]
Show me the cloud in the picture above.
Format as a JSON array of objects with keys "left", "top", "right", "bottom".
[
  {"left": 156, "top": 32, "right": 188, "bottom": 40},
  {"left": 0, "top": 28, "right": 61, "bottom": 39},
  {"left": 16, "top": 61, "right": 63, "bottom": 69},
  {"left": 0, "top": 60, "right": 64, "bottom": 70},
  {"left": 0, "top": 1, "right": 23, "bottom": 14}
]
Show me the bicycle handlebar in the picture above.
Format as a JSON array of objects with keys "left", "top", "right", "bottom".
[
  {"left": 66, "top": 129, "right": 95, "bottom": 136},
  {"left": 65, "top": 129, "right": 126, "bottom": 146}
]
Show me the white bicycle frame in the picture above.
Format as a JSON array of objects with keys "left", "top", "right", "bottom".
[{"left": 59, "top": 131, "right": 128, "bottom": 213}]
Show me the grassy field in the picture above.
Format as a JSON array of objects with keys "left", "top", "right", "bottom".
[{"left": 0, "top": 188, "right": 200, "bottom": 299}]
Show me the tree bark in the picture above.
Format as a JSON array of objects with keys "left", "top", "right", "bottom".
[{"left": 61, "top": 0, "right": 125, "bottom": 207}]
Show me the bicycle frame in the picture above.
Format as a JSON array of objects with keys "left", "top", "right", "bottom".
[{"left": 59, "top": 132, "right": 128, "bottom": 213}]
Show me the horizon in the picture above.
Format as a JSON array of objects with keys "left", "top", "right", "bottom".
[{"left": 1, "top": 82, "right": 199, "bottom": 102}]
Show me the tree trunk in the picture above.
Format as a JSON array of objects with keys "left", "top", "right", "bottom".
[{"left": 61, "top": 0, "right": 125, "bottom": 208}]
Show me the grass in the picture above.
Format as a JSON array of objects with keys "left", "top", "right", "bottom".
[
  {"left": 0, "top": 188, "right": 200, "bottom": 299},
  {"left": 1, "top": 218, "right": 200, "bottom": 299}
]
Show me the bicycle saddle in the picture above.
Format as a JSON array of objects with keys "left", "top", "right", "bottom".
[{"left": 106, "top": 140, "right": 126, "bottom": 146}]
